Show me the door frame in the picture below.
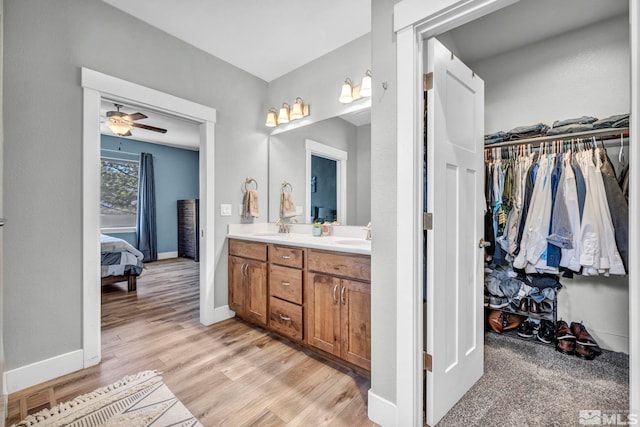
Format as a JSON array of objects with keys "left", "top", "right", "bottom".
[
  {"left": 305, "top": 139, "right": 348, "bottom": 224},
  {"left": 81, "top": 68, "right": 217, "bottom": 367},
  {"left": 394, "top": 0, "right": 640, "bottom": 425}
]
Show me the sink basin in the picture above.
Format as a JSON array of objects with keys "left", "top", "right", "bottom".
[
  {"left": 335, "top": 239, "right": 371, "bottom": 247},
  {"left": 252, "top": 232, "right": 283, "bottom": 237}
]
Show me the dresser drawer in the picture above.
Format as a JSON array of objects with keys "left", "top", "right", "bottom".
[
  {"left": 229, "top": 239, "right": 267, "bottom": 261},
  {"left": 269, "top": 264, "right": 303, "bottom": 304},
  {"left": 269, "top": 297, "right": 303, "bottom": 341},
  {"left": 269, "top": 245, "right": 304, "bottom": 268},
  {"left": 308, "top": 250, "right": 371, "bottom": 281}
]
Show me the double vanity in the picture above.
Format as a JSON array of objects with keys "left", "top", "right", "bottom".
[{"left": 227, "top": 223, "right": 371, "bottom": 373}]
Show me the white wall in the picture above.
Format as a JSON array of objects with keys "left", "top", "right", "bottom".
[
  {"left": 469, "top": 14, "right": 630, "bottom": 352},
  {"left": 357, "top": 124, "right": 371, "bottom": 225},
  {"left": 3, "top": 0, "right": 268, "bottom": 371}
]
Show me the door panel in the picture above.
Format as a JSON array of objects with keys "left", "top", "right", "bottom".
[
  {"left": 228, "top": 256, "right": 245, "bottom": 314},
  {"left": 341, "top": 279, "right": 371, "bottom": 370},
  {"left": 245, "top": 260, "right": 268, "bottom": 325},
  {"left": 426, "top": 37, "right": 484, "bottom": 426},
  {"left": 307, "top": 272, "right": 341, "bottom": 356}
]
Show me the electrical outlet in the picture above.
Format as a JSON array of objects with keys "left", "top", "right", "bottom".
[{"left": 220, "top": 204, "right": 232, "bottom": 216}]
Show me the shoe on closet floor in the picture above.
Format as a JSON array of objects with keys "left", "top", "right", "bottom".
[
  {"left": 555, "top": 320, "right": 576, "bottom": 355},
  {"left": 570, "top": 322, "right": 602, "bottom": 355},
  {"left": 488, "top": 296, "right": 509, "bottom": 309},
  {"left": 536, "top": 320, "right": 555, "bottom": 344},
  {"left": 575, "top": 343, "right": 598, "bottom": 360},
  {"left": 517, "top": 319, "right": 537, "bottom": 338}
]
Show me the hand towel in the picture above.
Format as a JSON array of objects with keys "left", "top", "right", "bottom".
[
  {"left": 280, "top": 192, "right": 297, "bottom": 218},
  {"left": 243, "top": 190, "right": 259, "bottom": 218}
]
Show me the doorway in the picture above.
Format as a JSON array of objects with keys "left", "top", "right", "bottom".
[
  {"left": 395, "top": 0, "right": 639, "bottom": 425},
  {"left": 305, "top": 139, "right": 348, "bottom": 224},
  {"left": 81, "top": 68, "right": 217, "bottom": 368}
]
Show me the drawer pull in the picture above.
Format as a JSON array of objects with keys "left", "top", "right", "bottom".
[
  {"left": 341, "top": 286, "right": 346, "bottom": 305},
  {"left": 281, "top": 281, "right": 291, "bottom": 286},
  {"left": 279, "top": 314, "right": 291, "bottom": 321},
  {"left": 333, "top": 284, "right": 338, "bottom": 304},
  {"left": 281, "top": 255, "right": 291, "bottom": 259}
]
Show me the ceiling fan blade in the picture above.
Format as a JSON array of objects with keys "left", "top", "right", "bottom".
[
  {"left": 126, "top": 112, "right": 148, "bottom": 121},
  {"left": 132, "top": 122, "right": 168, "bottom": 134}
]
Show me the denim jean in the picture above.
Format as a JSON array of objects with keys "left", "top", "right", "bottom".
[
  {"left": 599, "top": 149, "right": 629, "bottom": 271},
  {"left": 552, "top": 116, "right": 597, "bottom": 128},
  {"left": 546, "top": 153, "right": 563, "bottom": 268},
  {"left": 499, "top": 278, "right": 523, "bottom": 300},
  {"left": 547, "top": 123, "right": 594, "bottom": 136},
  {"left": 593, "top": 113, "right": 629, "bottom": 129},
  {"left": 507, "top": 123, "right": 550, "bottom": 140}
]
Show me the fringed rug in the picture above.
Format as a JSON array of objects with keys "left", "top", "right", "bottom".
[{"left": 12, "top": 371, "right": 202, "bottom": 427}]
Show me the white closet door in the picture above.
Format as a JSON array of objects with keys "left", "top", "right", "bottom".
[{"left": 426, "top": 37, "right": 485, "bottom": 426}]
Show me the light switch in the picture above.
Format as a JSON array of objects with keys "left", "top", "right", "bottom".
[
  {"left": 295, "top": 206, "right": 303, "bottom": 215},
  {"left": 220, "top": 204, "right": 232, "bottom": 216}
]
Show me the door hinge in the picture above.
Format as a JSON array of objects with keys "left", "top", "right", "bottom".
[
  {"left": 423, "top": 351, "right": 432, "bottom": 372},
  {"left": 423, "top": 212, "right": 433, "bottom": 231},
  {"left": 424, "top": 73, "right": 433, "bottom": 91}
]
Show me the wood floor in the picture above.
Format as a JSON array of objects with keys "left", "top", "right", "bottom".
[{"left": 7, "top": 258, "right": 376, "bottom": 426}]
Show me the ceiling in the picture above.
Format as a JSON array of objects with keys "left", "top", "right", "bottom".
[{"left": 101, "top": 0, "right": 371, "bottom": 83}]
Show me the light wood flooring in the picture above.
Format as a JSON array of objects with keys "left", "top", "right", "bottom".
[{"left": 7, "top": 258, "right": 375, "bottom": 426}]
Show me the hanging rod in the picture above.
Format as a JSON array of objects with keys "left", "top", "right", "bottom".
[{"left": 485, "top": 127, "right": 629, "bottom": 148}]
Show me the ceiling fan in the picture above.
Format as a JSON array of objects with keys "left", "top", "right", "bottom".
[{"left": 105, "top": 103, "right": 168, "bottom": 137}]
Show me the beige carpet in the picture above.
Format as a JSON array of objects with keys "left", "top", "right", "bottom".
[{"left": 11, "top": 371, "right": 202, "bottom": 427}]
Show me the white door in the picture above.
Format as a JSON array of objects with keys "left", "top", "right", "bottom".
[{"left": 425, "top": 38, "right": 485, "bottom": 426}]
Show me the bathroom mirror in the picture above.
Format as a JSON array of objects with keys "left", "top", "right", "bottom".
[{"left": 268, "top": 109, "right": 371, "bottom": 225}]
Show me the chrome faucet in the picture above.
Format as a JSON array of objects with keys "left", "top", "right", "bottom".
[
  {"left": 365, "top": 222, "right": 372, "bottom": 240},
  {"left": 275, "top": 219, "right": 289, "bottom": 233}
]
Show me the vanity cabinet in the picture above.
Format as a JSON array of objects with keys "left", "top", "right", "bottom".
[
  {"left": 228, "top": 240, "right": 268, "bottom": 325},
  {"left": 307, "top": 250, "right": 371, "bottom": 371},
  {"left": 268, "top": 245, "right": 304, "bottom": 341}
]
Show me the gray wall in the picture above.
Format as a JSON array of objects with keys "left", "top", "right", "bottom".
[
  {"left": 356, "top": 124, "right": 371, "bottom": 225},
  {"left": 3, "top": 0, "right": 268, "bottom": 369},
  {"left": 371, "top": 0, "right": 400, "bottom": 406}
]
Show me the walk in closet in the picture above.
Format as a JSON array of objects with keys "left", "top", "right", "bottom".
[{"left": 410, "top": 0, "right": 632, "bottom": 424}]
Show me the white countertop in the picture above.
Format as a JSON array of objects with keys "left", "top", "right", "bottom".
[{"left": 227, "top": 223, "right": 371, "bottom": 255}]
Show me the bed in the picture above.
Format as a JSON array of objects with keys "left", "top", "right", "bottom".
[{"left": 100, "top": 234, "right": 144, "bottom": 291}]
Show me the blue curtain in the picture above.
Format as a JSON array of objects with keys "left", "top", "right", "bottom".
[{"left": 136, "top": 152, "right": 157, "bottom": 262}]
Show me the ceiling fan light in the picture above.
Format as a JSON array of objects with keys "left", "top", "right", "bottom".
[
  {"left": 278, "top": 103, "right": 290, "bottom": 124},
  {"left": 290, "top": 98, "right": 305, "bottom": 120},
  {"left": 360, "top": 70, "right": 372, "bottom": 98},
  {"left": 339, "top": 78, "right": 353, "bottom": 103},
  {"left": 265, "top": 107, "right": 278, "bottom": 127},
  {"left": 107, "top": 118, "right": 132, "bottom": 136}
]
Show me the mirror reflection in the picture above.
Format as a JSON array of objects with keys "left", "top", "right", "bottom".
[{"left": 269, "top": 112, "right": 371, "bottom": 225}]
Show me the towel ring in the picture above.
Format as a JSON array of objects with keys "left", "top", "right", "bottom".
[
  {"left": 281, "top": 181, "right": 293, "bottom": 193},
  {"left": 243, "top": 177, "right": 258, "bottom": 192}
]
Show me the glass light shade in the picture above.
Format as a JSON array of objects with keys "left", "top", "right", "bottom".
[
  {"left": 339, "top": 79, "right": 353, "bottom": 103},
  {"left": 107, "top": 118, "right": 131, "bottom": 136},
  {"left": 360, "top": 70, "right": 372, "bottom": 97},
  {"left": 278, "top": 103, "right": 290, "bottom": 124},
  {"left": 290, "top": 98, "right": 305, "bottom": 120},
  {"left": 265, "top": 108, "right": 278, "bottom": 127}
]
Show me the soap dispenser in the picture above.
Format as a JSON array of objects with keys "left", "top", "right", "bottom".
[{"left": 322, "top": 220, "right": 332, "bottom": 236}]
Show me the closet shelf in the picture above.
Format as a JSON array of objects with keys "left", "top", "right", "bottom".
[{"left": 485, "top": 127, "right": 629, "bottom": 149}]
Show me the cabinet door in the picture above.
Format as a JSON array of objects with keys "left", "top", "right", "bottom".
[
  {"left": 245, "top": 259, "right": 268, "bottom": 325},
  {"left": 341, "top": 279, "right": 371, "bottom": 370},
  {"left": 228, "top": 256, "right": 246, "bottom": 315},
  {"left": 307, "top": 272, "right": 341, "bottom": 356}
]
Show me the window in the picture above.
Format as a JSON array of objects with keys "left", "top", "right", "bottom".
[{"left": 100, "top": 157, "right": 139, "bottom": 228}]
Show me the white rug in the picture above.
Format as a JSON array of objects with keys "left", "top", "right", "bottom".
[{"left": 12, "top": 371, "right": 202, "bottom": 427}]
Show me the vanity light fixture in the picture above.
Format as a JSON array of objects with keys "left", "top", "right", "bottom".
[
  {"left": 278, "top": 102, "right": 290, "bottom": 124},
  {"left": 359, "top": 70, "right": 372, "bottom": 97},
  {"left": 265, "top": 98, "right": 310, "bottom": 128},
  {"left": 265, "top": 107, "right": 278, "bottom": 127},
  {"left": 339, "top": 78, "right": 354, "bottom": 103}
]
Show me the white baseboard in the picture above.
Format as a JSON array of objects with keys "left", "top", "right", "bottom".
[
  {"left": 591, "top": 329, "right": 629, "bottom": 354},
  {"left": 157, "top": 251, "right": 178, "bottom": 260},
  {"left": 5, "top": 350, "right": 84, "bottom": 394},
  {"left": 368, "top": 389, "right": 397, "bottom": 427},
  {"left": 213, "top": 305, "right": 235, "bottom": 324}
]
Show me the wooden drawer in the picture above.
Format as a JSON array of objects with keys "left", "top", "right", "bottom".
[
  {"left": 308, "top": 250, "right": 371, "bottom": 282},
  {"left": 269, "top": 264, "right": 303, "bottom": 304},
  {"left": 229, "top": 239, "right": 267, "bottom": 261},
  {"left": 269, "top": 245, "right": 304, "bottom": 269},
  {"left": 269, "top": 297, "right": 303, "bottom": 341}
]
